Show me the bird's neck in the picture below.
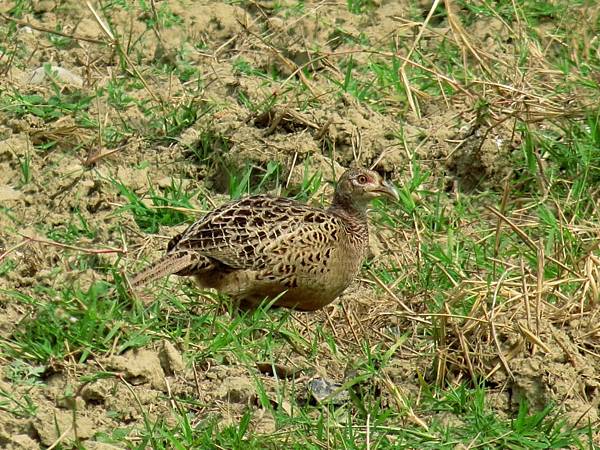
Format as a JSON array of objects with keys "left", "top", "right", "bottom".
[
  {"left": 328, "top": 203, "right": 366, "bottom": 220},
  {"left": 328, "top": 197, "right": 369, "bottom": 243},
  {"left": 329, "top": 192, "right": 368, "bottom": 219}
]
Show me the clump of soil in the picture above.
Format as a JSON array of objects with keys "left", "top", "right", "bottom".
[{"left": 0, "top": 340, "right": 291, "bottom": 447}]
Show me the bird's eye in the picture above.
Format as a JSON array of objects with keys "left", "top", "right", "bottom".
[{"left": 357, "top": 175, "right": 368, "bottom": 184}]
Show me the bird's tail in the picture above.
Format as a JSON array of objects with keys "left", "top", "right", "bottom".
[{"left": 129, "top": 252, "right": 196, "bottom": 288}]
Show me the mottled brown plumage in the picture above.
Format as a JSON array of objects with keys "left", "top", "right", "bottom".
[{"left": 130, "top": 168, "right": 398, "bottom": 311}]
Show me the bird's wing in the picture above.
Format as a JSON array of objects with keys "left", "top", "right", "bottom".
[{"left": 168, "top": 195, "right": 343, "bottom": 271}]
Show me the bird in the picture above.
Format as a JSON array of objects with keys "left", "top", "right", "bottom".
[{"left": 129, "top": 168, "right": 398, "bottom": 311}]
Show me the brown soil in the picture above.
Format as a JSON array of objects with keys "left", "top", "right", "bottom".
[{"left": 0, "top": 0, "right": 598, "bottom": 447}]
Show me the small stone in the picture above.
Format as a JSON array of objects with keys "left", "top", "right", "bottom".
[
  {"left": 26, "top": 65, "right": 83, "bottom": 88},
  {"left": 308, "top": 377, "right": 349, "bottom": 405}
]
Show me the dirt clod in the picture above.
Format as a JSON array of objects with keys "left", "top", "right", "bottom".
[
  {"left": 33, "top": 406, "right": 95, "bottom": 446},
  {"left": 214, "top": 376, "right": 257, "bottom": 404},
  {"left": 105, "top": 349, "right": 167, "bottom": 391},
  {"left": 158, "top": 340, "right": 185, "bottom": 375}
]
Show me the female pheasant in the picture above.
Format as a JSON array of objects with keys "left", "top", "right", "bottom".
[{"left": 130, "top": 168, "right": 398, "bottom": 311}]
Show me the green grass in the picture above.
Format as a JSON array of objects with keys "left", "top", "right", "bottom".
[
  {"left": 2, "top": 89, "right": 94, "bottom": 122},
  {"left": 112, "top": 177, "right": 199, "bottom": 233},
  {"left": 91, "top": 379, "right": 595, "bottom": 449}
]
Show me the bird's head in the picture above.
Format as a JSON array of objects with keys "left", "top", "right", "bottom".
[{"left": 332, "top": 168, "right": 399, "bottom": 212}]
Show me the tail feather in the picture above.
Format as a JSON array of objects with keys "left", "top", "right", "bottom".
[{"left": 129, "top": 252, "right": 196, "bottom": 288}]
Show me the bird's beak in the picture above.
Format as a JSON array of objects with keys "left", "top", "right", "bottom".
[{"left": 376, "top": 180, "right": 399, "bottom": 201}]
